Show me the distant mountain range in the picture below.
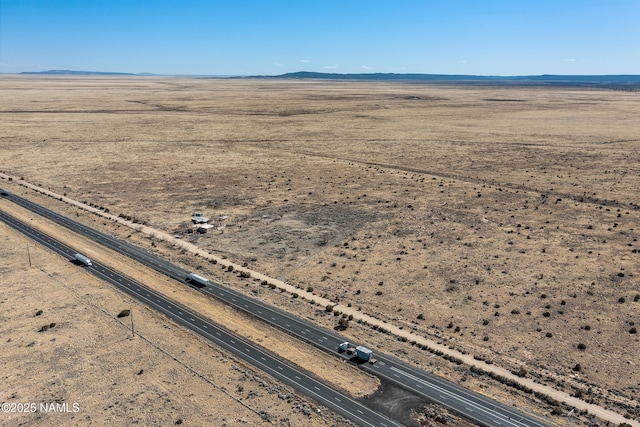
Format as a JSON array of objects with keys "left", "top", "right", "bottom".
[
  {"left": 256, "top": 71, "right": 640, "bottom": 85},
  {"left": 20, "top": 70, "right": 155, "bottom": 76},
  {"left": 17, "top": 70, "right": 640, "bottom": 86}
]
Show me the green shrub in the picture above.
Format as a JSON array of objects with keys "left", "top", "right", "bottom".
[{"left": 117, "top": 309, "right": 131, "bottom": 318}]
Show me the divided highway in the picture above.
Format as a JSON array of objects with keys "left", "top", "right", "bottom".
[
  {"left": 0, "top": 209, "right": 400, "bottom": 427},
  {"left": 2, "top": 192, "right": 553, "bottom": 427}
]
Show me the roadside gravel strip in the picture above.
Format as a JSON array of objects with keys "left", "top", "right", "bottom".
[{"left": 1, "top": 173, "right": 638, "bottom": 427}]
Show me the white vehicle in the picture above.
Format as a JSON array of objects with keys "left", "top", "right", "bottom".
[
  {"left": 186, "top": 272, "right": 209, "bottom": 287},
  {"left": 74, "top": 253, "right": 92, "bottom": 266},
  {"left": 339, "top": 342, "right": 375, "bottom": 363}
]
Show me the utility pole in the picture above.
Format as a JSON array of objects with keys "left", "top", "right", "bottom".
[{"left": 130, "top": 307, "right": 135, "bottom": 338}]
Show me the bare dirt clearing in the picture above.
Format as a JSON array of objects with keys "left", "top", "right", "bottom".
[{"left": 1, "top": 76, "right": 639, "bottom": 424}]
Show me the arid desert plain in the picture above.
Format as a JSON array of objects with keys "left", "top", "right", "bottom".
[{"left": 1, "top": 76, "right": 639, "bottom": 426}]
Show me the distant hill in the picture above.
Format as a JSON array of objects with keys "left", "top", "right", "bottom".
[
  {"left": 21, "top": 70, "right": 154, "bottom": 76},
  {"left": 252, "top": 71, "right": 640, "bottom": 87}
]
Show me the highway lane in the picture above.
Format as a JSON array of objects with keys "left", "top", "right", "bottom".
[
  {"left": 0, "top": 209, "right": 400, "bottom": 427},
  {"left": 2, "top": 192, "right": 553, "bottom": 427},
  {"left": 5, "top": 194, "right": 185, "bottom": 280},
  {"left": 208, "top": 284, "right": 552, "bottom": 427}
]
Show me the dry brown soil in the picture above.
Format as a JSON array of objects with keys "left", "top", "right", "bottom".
[{"left": 1, "top": 76, "right": 639, "bottom": 425}]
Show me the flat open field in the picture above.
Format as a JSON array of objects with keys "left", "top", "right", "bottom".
[{"left": 1, "top": 76, "right": 639, "bottom": 424}]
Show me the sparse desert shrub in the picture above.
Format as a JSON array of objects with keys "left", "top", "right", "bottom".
[
  {"left": 417, "top": 313, "right": 425, "bottom": 320},
  {"left": 375, "top": 290, "right": 383, "bottom": 296},
  {"left": 325, "top": 304, "right": 334, "bottom": 312},
  {"left": 577, "top": 343, "right": 586, "bottom": 350},
  {"left": 513, "top": 367, "right": 527, "bottom": 377},
  {"left": 239, "top": 271, "right": 251, "bottom": 278},
  {"left": 634, "top": 294, "right": 640, "bottom": 302},
  {"left": 573, "top": 363, "right": 582, "bottom": 372},
  {"left": 618, "top": 297, "right": 626, "bottom": 303},
  {"left": 35, "top": 310, "right": 43, "bottom": 316},
  {"left": 117, "top": 309, "right": 131, "bottom": 318},
  {"left": 227, "top": 265, "right": 234, "bottom": 272},
  {"left": 546, "top": 332, "right": 553, "bottom": 338},
  {"left": 306, "top": 286, "right": 314, "bottom": 293},
  {"left": 630, "top": 327, "right": 637, "bottom": 334},
  {"left": 542, "top": 312, "right": 551, "bottom": 317}
]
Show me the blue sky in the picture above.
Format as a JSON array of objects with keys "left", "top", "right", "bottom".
[{"left": 1, "top": 0, "right": 638, "bottom": 75}]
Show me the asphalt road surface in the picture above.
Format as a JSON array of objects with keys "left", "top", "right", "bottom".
[
  {"left": 2, "top": 192, "right": 553, "bottom": 427},
  {"left": 0, "top": 208, "right": 401, "bottom": 427}
]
